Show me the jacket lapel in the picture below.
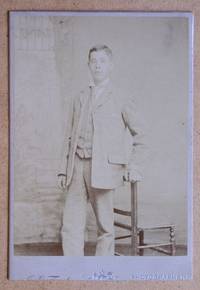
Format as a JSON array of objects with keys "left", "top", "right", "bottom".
[
  {"left": 79, "top": 86, "right": 90, "bottom": 107},
  {"left": 93, "top": 83, "right": 113, "bottom": 111},
  {"left": 78, "top": 82, "right": 113, "bottom": 114}
]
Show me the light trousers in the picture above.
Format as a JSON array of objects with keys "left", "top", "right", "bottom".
[{"left": 61, "top": 154, "right": 115, "bottom": 256}]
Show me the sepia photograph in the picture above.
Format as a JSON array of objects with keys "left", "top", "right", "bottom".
[{"left": 9, "top": 11, "right": 193, "bottom": 280}]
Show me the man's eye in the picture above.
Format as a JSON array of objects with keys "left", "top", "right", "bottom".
[{"left": 90, "top": 59, "right": 96, "bottom": 64}]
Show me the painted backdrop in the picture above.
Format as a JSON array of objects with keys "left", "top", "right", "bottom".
[{"left": 11, "top": 13, "right": 189, "bottom": 248}]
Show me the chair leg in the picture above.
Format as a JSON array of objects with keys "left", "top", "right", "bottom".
[
  {"left": 131, "top": 182, "right": 138, "bottom": 255},
  {"left": 170, "top": 226, "right": 176, "bottom": 255},
  {"left": 139, "top": 229, "right": 144, "bottom": 256}
]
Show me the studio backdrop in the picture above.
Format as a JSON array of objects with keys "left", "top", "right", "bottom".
[{"left": 10, "top": 13, "right": 189, "bottom": 252}]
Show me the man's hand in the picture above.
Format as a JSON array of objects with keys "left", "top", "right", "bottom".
[
  {"left": 58, "top": 175, "right": 67, "bottom": 190},
  {"left": 123, "top": 168, "right": 142, "bottom": 183}
]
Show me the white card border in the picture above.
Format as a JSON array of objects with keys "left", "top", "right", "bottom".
[{"left": 9, "top": 10, "right": 193, "bottom": 281}]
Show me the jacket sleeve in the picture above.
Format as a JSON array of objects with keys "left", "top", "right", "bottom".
[
  {"left": 58, "top": 98, "right": 75, "bottom": 175},
  {"left": 121, "top": 95, "right": 149, "bottom": 177}
]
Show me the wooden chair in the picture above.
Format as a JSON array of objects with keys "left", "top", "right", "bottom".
[{"left": 114, "top": 181, "right": 176, "bottom": 256}]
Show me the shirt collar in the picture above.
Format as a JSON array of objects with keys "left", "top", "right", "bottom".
[{"left": 89, "top": 77, "right": 110, "bottom": 89}]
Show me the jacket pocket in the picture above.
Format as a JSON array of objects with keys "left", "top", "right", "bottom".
[{"left": 108, "top": 154, "right": 128, "bottom": 165}]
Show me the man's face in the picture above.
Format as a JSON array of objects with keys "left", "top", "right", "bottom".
[{"left": 88, "top": 50, "right": 113, "bottom": 84}]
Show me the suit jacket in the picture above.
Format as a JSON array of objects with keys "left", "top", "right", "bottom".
[{"left": 59, "top": 83, "right": 146, "bottom": 189}]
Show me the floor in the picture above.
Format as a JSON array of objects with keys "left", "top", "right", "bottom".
[{"left": 14, "top": 242, "right": 187, "bottom": 256}]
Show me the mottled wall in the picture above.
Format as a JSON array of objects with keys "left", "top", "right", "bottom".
[{"left": 11, "top": 14, "right": 189, "bottom": 246}]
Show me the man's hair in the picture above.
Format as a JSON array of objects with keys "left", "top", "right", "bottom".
[{"left": 88, "top": 44, "right": 113, "bottom": 61}]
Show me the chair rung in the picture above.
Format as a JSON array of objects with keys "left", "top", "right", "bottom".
[
  {"left": 114, "top": 221, "right": 132, "bottom": 230},
  {"left": 138, "top": 242, "right": 172, "bottom": 249},
  {"left": 140, "top": 225, "right": 175, "bottom": 231},
  {"left": 114, "top": 208, "right": 131, "bottom": 216},
  {"left": 149, "top": 246, "right": 173, "bottom": 255},
  {"left": 115, "top": 235, "right": 132, "bottom": 240}
]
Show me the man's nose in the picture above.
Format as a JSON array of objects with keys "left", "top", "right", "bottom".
[{"left": 95, "top": 62, "right": 101, "bottom": 69}]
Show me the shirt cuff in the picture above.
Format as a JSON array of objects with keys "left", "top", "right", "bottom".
[{"left": 57, "top": 173, "right": 66, "bottom": 177}]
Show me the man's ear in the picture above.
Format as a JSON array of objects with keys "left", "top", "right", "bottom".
[
  {"left": 88, "top": 62, "right": 91, "bottom": 72},
  {"left": 110, "top": 61, "right": 114, "bottom": 72}
]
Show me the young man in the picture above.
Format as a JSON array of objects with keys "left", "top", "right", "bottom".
[{"left": 58, "top": 44, "right": 144, "bottom": 256}]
